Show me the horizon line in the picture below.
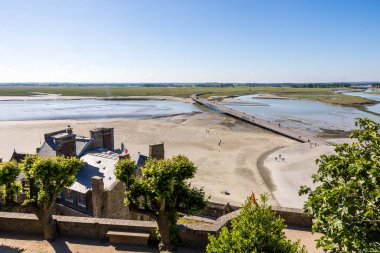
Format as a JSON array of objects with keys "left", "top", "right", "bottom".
[{"left": 0, "top": 81, "right": 379, "bottom": 85}]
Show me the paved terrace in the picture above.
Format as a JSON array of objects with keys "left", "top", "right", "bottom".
[{"left": 191, "top": 94, "right": 329, "bottom": 145}]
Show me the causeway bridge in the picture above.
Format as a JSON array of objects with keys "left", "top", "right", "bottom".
[{"left": 191, "top": 94, "right": 329, "bottom": 145}]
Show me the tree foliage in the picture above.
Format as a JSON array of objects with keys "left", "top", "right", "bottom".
[
  {"left": 115, "top": 155, "right": 207, "bottom": 250},
  {"left": 206, "top": 194, "right": 306, "bottom": 253},
  {"left": 0, "top": 155, "right": 83, "bottom": 240},
  {"left": 0, "top": 160, "right": 21, "bottom": 208},
  {"left": 299, "top": 118, "right": 380, "bottom": 252},
  {"left": 21, "top": 155, "right": 83, "bottom": 208}
]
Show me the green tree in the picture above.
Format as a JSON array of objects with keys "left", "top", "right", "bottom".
[
  {"left": 299, "top": 118, "right": 380, "bottom": 252},
  {"left": 115, "top": 155, "right": 207, "bottom": 251},
  {"left": 0, "top": 160, "right": 21, "bottom": 208},
  {"left": 0, "top": 155, "right": 83, "bottom": 240},
  {"left": 206, "top": 194, "right": 306, "bottom": 253}
]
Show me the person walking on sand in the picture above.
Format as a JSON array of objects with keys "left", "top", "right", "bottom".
[{"left": 219, "top": 140, "right": 222, "bottom": 146}]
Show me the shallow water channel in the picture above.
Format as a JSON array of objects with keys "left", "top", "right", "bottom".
[
  {"left": 343, "top": 91, "right": 380, "bottom": 114},
  {"left": 222, "top": 95, "right": 380, "bottom": 136}
]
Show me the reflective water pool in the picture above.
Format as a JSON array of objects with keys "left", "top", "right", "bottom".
[
  {"left": 0, "top": 99, "right": 201, "bottom": 121},
  {"left": 223, "top": 95, "right": 380, "bottom": 135}
]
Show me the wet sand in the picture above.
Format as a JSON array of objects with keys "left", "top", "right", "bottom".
[{"left": 0, "top": 94, "right": 192, "bottom": 103}]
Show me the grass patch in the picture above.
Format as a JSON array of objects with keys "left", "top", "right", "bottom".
[
  {"left": 0, "top": 86, "right": 375, "bottom": 106},
  {"left": 177, "top": 217, "right": 213, "bottom": 225}
]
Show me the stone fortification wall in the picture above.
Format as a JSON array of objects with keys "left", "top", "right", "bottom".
[
  {"left": 179, "top": 206, "right": 312, "bottom": 246},
  {"left": 0, "top": 205, "right": 312, "bottom": 247},
  {"left": 179, "top": 210, "right": 240, "bottom": 246},
  {"left": 0, "top": 212, "right": 156, "bottom": 240},
  {"left": 272, "top": 206, "right": 313, "bottom": 227},
  {"left": 56, "top": 215, "right": 156, "bottom": 240},
  {"left": 0, "top": 212, "right": 43, "bottom": 235}
]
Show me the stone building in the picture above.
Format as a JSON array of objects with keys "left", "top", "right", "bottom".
[
  {"left": 10, "top": 127, "right": 164, "bottom": 220},
  {"left": 10, "top": 150, "right": 29, "bottom": 163}
]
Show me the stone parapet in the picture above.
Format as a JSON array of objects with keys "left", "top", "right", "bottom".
[
  {"left": 0, "top": 212, "right": 156, "bottom": 240},
  {"left": 0, "top": 205, "right": 312, "bottom": 247}
]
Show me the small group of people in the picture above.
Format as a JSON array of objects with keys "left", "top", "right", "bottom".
[
  {"left": 275, "top": 154, "right": 285, "bottom": 162},
  {"left": 309, "top": 142, "right": 318, "bottom": 148}
]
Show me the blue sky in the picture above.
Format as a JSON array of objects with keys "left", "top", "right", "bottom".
[{"left": 0, "top": 0, "right": 379, "bottom": 83}]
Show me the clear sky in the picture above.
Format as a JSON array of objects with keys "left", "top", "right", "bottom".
[{"left": 0, "top": 0, "right": 379, "bottom": 83}]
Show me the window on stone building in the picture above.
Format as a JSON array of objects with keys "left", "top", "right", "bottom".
[
  {"left": 78, "top": 193, "right": 86, "bottom": 207},
  {"left": 65, "top": 189, "right": 73, "bottom": 203}
]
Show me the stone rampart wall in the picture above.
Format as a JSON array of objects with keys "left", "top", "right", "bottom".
[
  {"left": 0, "top": 212, "right": 42, "bottom": 235},
  {"left": 0, "top": 212, "right": 156, "bottom": 240},
  {"left": 272, "top": 206, "right": 312, "bottom": 227},
  {"left": 0, "top": 205, "right": 312, "bottom": 247},
  {"left": 178, "top": 206, "right": 312, "bottom": 246}
]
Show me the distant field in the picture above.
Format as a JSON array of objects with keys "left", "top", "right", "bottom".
[{"left": 0, "top": 86, "right": 374, "bottom": 106}]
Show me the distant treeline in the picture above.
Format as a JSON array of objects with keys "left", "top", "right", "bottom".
[{"left": 0, "top": 82, "right": 379, "bottom": 88}]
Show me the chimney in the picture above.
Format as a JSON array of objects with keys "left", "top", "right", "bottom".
[
  {"left": 54, "top": 133, "right": 77, "bottom": 157},
  {"left": 91, "top": 176, "right": 104, "bottom": 218},
  {"left": 149, "top": 143, "right": 164, "bottom": 160},
  {"left": 90, "top": 128, "right": 114, "bottom": 151},
  {"left": 101, "top": 128, "right": 114, "bottom": 150}
]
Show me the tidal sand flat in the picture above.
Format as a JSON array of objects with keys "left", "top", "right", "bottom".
[
  {"left": 0, "top": 112, "right": 295, "bottom": 206},
  {"left": 260, "top": 142, "right": 336, "bottom": 209}
]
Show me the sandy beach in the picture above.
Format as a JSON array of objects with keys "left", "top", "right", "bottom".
[
  {"left": 258, "top": 137, "right": 355, "bottom": 209},
  {"left": 0, "top": 111, "right": 297, "bottom": 206},
  {"left": 260, "top": 142, "right": 343, "bottom": 208}
]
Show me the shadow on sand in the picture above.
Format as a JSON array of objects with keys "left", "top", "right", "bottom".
[{"left": 0, "top": 245, "right": 25, "bottom": 253}]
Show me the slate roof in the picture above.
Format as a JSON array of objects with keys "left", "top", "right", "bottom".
[
  {"left": 37, "top": 134, "right": 92, "bottom": 158},
  {"left": 70, "top": 149, "right": 120, "bottom": 194},
  {"left": 133, "top": 153, "right": 149, "bottom": 169},
  {"left": 70, "top": 150, "right": 150, "bottom": 194},
  {"left": 38, "top": 141, "right": 56, "bottom": 158},
  {"left": 75, "top": 136, "right": 93, "bottom": 157},
  {"left": 10, "top": 150, "right": 30, "bottom": 163}
]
